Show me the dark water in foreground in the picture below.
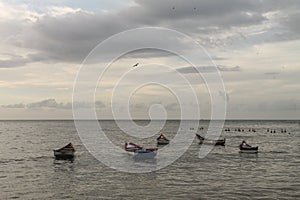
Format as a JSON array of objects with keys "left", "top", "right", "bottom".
[{"left": 0, "top": 120, "right": 299, "bottom": 199}]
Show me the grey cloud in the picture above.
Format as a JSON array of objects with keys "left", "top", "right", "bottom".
[
  {"left": 177, "top": 65, "right": 241, "bottom": 74},
  {"left": 122, "top": 48, "right": 174, "bottom": 59},
  {"left": 1, "top": 103, "right": 25, "bottom": 108},
  {"left": 218, "top": 65, "right": 240, "bottom": 72},
  {"left": 2, "top": 99, "right": 106, "bottom": 110},
  {"left": 27, "top": 99, "right": 58, "bottom": 109},
  {"left": 123, "top": 0, "right": 266, "bottom": 28},
  {"left": 283, "top": 13, "right": 300, "bottom": 35},
  {"left": 177, "top": 66, "right": 215, "bottom": 73},
  {"left": 0, "top": 53, "right": 49, "bottom": 68},
  {"left": 20, "top": 11, "right": 128, "bottom": 63},
  {"left": 2, "top": 0, "right": 300, "bottom": 67},
  {"left": 0, "top": 56, "right": 28, "bottom": 68}
]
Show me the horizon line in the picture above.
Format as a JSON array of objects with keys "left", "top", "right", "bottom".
[{"left": 0, "top": 119, "right": 299, "bottom": 121}]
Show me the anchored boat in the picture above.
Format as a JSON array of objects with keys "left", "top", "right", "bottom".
[
  {"left": 156, "top": 133, "right": 170, "bottom": 145},
  {"left": 239, "top": 140, "right": 258, "bottom": 153},
  {"left": 195, "top": 133, "right": 225, "bottom": 146},
  {"left": 53, "top": 143, "right": 75, "bottom": 159},
  {"left": 124, "top": 142, "right": 157, "bottom": 159}
]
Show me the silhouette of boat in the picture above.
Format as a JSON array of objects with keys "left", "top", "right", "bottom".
[
  {"left": 53, "top": 143, "right": 75, "bottom": 159},
  {"left": 156, "top": 134, "right": 170, "bottom": 145},
  {"left": 124, "top": 142, "right": 157, "bottom": 159},
  {"left": 195, "top": 134, "right": 225, "bottom": 146},
  {"left": 239, "top": 141, "right": 258, "bottom": 153}
]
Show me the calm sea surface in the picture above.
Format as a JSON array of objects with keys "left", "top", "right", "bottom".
[{"left": 0, "top": 120, "right": 299, "bottom": 199}]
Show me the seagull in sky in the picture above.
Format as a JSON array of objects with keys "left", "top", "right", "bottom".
[{"left": 132, "top": 63, "right": 139, "bottom": 67}]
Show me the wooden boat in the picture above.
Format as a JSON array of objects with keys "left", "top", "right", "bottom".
[
  {"left": 132, "top": 148, "right": 157, "bottom": 159},
  {"left": 195, "top": 133, "right": 225, "bottom": 146},
  {"left": 53, "top": 143, "right": 75, "bottom": 159},
  {"left": 156, "top": 133, "right": 170, "bottom": 145},
  {"left": 124, "top": 142, "right": 157, "bottom": 159},
  {"left": 239, "top": 141, "right": 258, "bottom": 153}
]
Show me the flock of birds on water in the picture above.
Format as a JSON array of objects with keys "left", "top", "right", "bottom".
[
  {"left": 196, "top": 126, "right": 291, "bottom": 134},
  {"left": 223, "top": 128, "right": 289, "bottom": 134}
]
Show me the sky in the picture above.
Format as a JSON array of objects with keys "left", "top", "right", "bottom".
[{"left": 0, "top": 0, "right": 299, "bottom": 120}]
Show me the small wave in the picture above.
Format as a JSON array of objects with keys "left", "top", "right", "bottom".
[
  {"left": 230, "top": 135, "right": 252, "bottom": 138},
  {"left": 10, "top": 196, "right": 20, "bottom": 199},
  {"left": 8, "top": 158, "right": 25, "bottom": 162},
  {"left": 266, "top": 150, "right": 289, "bottom": 154},
  {"left": 28, "top": 155, "right": 52, "bottom": 161}
]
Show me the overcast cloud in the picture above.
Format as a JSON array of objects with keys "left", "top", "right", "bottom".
[
  {"left": 2, "top": 99, "right": 106, "bottom": 110},
  {"left": 1, "top": 0, "right": 300, "bottom": 67},
  {"left": 0, "top": 0, "right": 299, "bottom": 119},
  {"left": 177, "top": 65, "right": 241, "bottom": 74}
]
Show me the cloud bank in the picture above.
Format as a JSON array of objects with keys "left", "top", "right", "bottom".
[
  {"left": 177, "top": 65, "right": 241, "bottom": 74},
  {"left": 1, "top": 0, "right": 300, "bottom": 67},
  {"left": 1, "top": 99, "right": 106, "bottom": 110}
]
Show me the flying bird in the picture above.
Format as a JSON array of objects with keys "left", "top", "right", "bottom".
[{"left": 132, "top": 63, "right": 139, "bottom": 67}]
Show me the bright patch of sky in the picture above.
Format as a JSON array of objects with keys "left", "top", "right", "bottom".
[{"left": 2, "top": 0, "right": 133, "bottom": 12}]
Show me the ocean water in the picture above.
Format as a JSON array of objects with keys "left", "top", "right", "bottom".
[{"left": 0, "top": 120, "right": 299, "bottom": 199}]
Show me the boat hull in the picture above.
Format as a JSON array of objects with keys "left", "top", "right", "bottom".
[
  {"left": 239, "top": 146, "right": 258, "bottom": 154},
  {"left": 157, "top": 140, "right": 170, "bottom": 145},
  {"left": 124, "top": 142, "right": 157, "bottom": 159},
  {"left": 156, "top": 134, "right": 170, "bottom": 145},
  {"left": 239, "top": 149, "right": 258, "bottom": 154},
  {"left": 133, "top": 150, "right": 157, "bottom": 159},
  {"left": 196, "top": 134, "right": 225, "bottom": 146},
  {"left": 53, "top": 150, "right": 75, "bottom": 159},
  {"left": 199, "top": 139, "right": 225, "bottom": 146}
]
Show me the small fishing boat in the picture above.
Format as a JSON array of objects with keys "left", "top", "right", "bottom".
[
  {"left": 53, "top": 143, "right": 75, "bottom": 159},
  {"left": 132, "top": 148, "right": 157, "bottom": 159},
  {"left": 195, "top": 134, "right": 225, "bottom": 146},
  {"left": 239, "top": 140, "right": 258, "bottom": 153},
  {"left": 156, "top": 133, "right": 170, "bottom": 145},
  {"left": 124, "top": 142, "right": 157, "bottom": 159}
]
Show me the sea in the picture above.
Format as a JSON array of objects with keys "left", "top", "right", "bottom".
[{"left": 0, "top": 120, "right": 299, "bottom": 199}]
